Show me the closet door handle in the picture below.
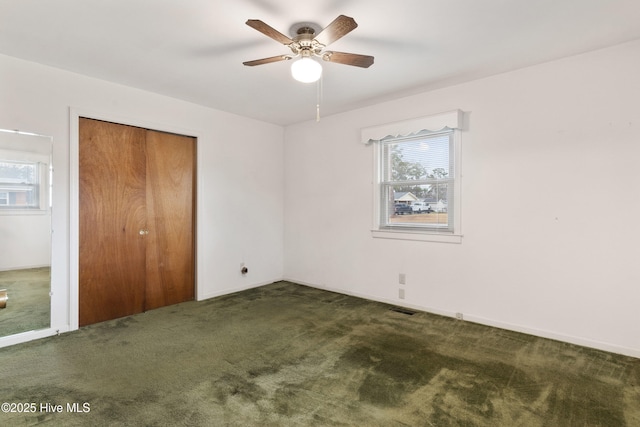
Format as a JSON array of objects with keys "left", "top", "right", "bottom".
[{"left": 139, "top": 229, "right": 149, "bottom": 235}]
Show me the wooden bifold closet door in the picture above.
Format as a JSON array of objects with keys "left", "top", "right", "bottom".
[{"left": 79, "top": 118, "right": 195, "bottom": 326}]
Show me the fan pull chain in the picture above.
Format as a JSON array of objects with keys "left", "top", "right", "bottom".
[{"left": 316, "top": 76, "right": 323, "bottom": 122}]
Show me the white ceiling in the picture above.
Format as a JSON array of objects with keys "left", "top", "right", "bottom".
[{"left": 2, "top": 0, "right": 640, "bottom": 126}]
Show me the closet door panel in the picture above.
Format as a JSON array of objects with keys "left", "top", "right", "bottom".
[
  {"left": 79, "top": 118, "right": 147, "bottom": 326},
  {"left": 144, "top": 130, "right": 195, "bottom": 310}
]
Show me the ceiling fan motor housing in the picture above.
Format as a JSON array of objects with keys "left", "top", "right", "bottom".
[{"left": 290, "top": 26, "right": 324, "bottom": 57}]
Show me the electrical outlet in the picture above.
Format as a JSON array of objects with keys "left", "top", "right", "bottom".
[
  {"left": 399, "top": 273, "right": 406, "bottom": 285},
  {"left": 455, "top": 312, "right": 463, "bottom": 320},
  {"left": 399, "top": 289, "right": 405, "bottom": 299}
]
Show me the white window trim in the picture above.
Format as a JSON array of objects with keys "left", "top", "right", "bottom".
[{"left": 364, "top": 110, "right": 464, "bottom": 244}]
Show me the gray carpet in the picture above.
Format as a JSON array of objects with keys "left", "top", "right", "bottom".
[
  {"left": 0, "top": 281, "right": 638, "bottom": 426},
  {"left": 0, "top": 267, "right": 50, "bottom": 337}
]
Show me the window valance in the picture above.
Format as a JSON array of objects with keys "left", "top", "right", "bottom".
[{"left": 362, "top": 109, "right": 463, "bottom": 144}]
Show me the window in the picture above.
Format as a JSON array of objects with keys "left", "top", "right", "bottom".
[
  {"left": 380, "top": 130, "right": 454, "bottom": 231},
  {"left": 363, "top": 110, "right": 463, "bottom": 243},
  {"left": 0, "top": 159, "right": 43, "bottom": 210}
]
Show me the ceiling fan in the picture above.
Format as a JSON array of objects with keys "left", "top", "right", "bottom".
[{"left": 243, "top": 15, "right": 374, "bottom": 83}]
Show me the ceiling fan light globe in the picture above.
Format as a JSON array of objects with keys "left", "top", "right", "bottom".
[{"left": 291, "top": 57, "right": 322, "bottom": 83}]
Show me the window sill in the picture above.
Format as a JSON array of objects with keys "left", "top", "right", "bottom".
[{"left": 371, "top": 229, "right": 463, "bottom": 244}]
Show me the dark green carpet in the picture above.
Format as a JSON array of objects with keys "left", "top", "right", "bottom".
[
  {"left": 0, "top": 281, "right": 638, "bottom": 426},
  {"left": 0, "top": 267, "right": 50, "bottom": 337}
]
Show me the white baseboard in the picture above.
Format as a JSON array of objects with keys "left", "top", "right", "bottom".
[
  {"left": 283, "top": 277, "right": 640, "bottom": 359},
  {"left": 0, "top": 264, "right": 50, "bottom": 272},
  {"left": 197, "top": 278, "right": 280, "bottom": 301}
]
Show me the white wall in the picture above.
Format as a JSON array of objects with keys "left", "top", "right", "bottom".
[
  {"left": 283, "top": 40, "right": 640, "bottom": 358},
  {"left": 0, "top": 215, "right": 50, "bottom": 270},
  {"left": 0, "top": 54, "right": 284, "bottom": 346}
]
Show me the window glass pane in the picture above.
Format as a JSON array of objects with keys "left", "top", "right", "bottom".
[
  {"left": 383, "top": 184, "right": 450, "bottom": 228},
  {"left": 0, "top": 160, "right": 37, "bottom": 183},
  {"left": 385, "top": 134, "right": 450, "bottom": 182}
]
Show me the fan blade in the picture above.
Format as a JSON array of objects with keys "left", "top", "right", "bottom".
[
  {"left": 243, "top": 55, "right": 292, "bottom": 66},
  {"left": 314, "top": 15, "right": 358, "bottom": 46},
  {"left": 322, "top": 51, "right": 374, "bottom": 68},
  {"left": 246, "top": 19, "right": 293, "bottom": 45}
]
